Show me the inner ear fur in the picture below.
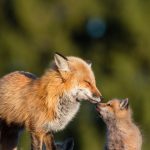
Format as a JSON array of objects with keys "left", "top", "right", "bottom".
[
  {"left": 54, "top": 52, "right": 70, "bottom": 72},
  {"left": 120, "top": 98, "right": 129, "bottom": 110},
  {"left": 85, "top": 59, "right": 92, "bottom": 67}
]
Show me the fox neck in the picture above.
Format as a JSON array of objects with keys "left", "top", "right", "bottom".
[
  {"left": 40, "top": 70, "right": 80, "bottom": 132},
  {"left": 43, "top": 92, "right": 80, "bottom": 132},
  {"left": 106, "top": 119, "right": 125, "bottom": 150},
  {"left": 106, "top": 117, "right": 132, "bottom": 133}
]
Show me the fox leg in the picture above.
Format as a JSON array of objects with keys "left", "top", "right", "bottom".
[
  {"left": 43, "top": 133, "right": 56, "bottom": 150},
  {"left": 0, "top": 123, "right": 19, "bottom": 150},
  {"left": 31, "top": 132, "right": 44, "bottom": 150}
]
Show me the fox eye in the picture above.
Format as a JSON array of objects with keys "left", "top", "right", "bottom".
[
  {"left": 107, "top": 103, "right": 111, "bottom": 107},
  {"left": 84, "top": 80, "right": 91, "bottom": 85}
]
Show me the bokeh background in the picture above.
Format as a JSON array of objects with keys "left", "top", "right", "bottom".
[{"left": 0, "top": 0, "right": 150, "bottom": 149}]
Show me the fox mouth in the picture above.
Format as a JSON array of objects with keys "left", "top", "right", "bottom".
[
  {"left": 88, "top": 98, "right": 100, "bottom": 104},
  {"left": 85, "top": 94, "right": 101, "bottom": 104},
  {"left": 76, "top": 98, "right": 100, "bottom": 103},
  {"left": 96, "top": 105, "right": 101, "bottom": 112},
  {"left": 95, "top": 106, "right": 103, "bottom": 118}
]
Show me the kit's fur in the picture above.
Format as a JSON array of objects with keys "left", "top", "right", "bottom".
[{"left": 96, "top": 98, "right": 142, "bottom": 150}]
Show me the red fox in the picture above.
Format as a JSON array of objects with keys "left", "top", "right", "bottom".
[
  {"left": 96, "top": 98, "right": 142, "bottom": 150},
  {"left": 0, "top": 53, "right": 102, "bottom": 150}
]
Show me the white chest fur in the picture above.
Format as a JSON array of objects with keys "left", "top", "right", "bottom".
[{"left": 44, "top": 94, "right": 80, "bottom": 132}]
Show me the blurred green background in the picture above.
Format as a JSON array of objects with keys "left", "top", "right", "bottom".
[{"left": 0, "top": 0, "right": 150, "bottom": 149}]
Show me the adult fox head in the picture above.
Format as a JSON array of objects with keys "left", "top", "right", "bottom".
[{"left": 51, "top": 53, "right": 103, "bottom": 103}]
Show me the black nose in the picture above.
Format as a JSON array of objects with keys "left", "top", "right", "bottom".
[{"left": 100, "top": 96, "right": 104, "bottom": 101}]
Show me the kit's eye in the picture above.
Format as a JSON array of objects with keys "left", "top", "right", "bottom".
[{"left": 107, "top": 103, "right": 111, "bottom": 107}]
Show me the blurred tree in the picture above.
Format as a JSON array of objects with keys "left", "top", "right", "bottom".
[{"left": 0, "top": 0, "right": 150, "bottom": 149}]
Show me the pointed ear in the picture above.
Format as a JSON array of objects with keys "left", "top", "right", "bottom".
[
  {"left": 120, "top": 98, "right": 129, "bottom": 110},
  {"left": 63, "top": 138, "right": 74, "bottom": 150},
  {"left": 85, "top": 60, "right": 92, "bottom": 67},
  {"left": 54, "top": 52, "right": 70, "bottom": 72}
]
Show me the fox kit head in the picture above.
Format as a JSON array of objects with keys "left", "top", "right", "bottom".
[
  {"left": 52, "top": 53, "right": 103, "bottom": 103},
  {"left": 96, "top": 98, "right": 130, "bottom": 123},
  {"left": 55, "top": 138, "right": 74, "bottom": 150}
]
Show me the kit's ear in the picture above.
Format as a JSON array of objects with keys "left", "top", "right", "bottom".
[
  {"left": 63, "top": 138, "right": 74, "bottom": 150},
  {"left": 54, "top": 52, "right": 70, "bottom": 72},
  {"left": 85, "top": 60, "right": 92, "bottom": 67},
  {"left": 120, "top": 98, "right": 129, "bottom": 110}
]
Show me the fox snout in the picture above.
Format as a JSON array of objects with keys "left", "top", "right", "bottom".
[
  {"left": 90, "top": 94, "right": 104, "bottom": 104},
  {"left": 88, "top": 92, "right": 103, "bottom": 103},
  {"left": 89, "top": 86, "right": 104, "bottom": 103},
  {"left": 92, "top": 93, "right": 104, "bottom": 100},
  {"left": 74, "top": 84, "right": 103, "bottom": 103},
  {"left": 96, "top": 102, "right": 105, "bottom": 111}
]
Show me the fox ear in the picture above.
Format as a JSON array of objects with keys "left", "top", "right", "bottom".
[
  {"left": 63, "top": 138, "right": 74, "bottom": 150},
  {"left": 54, "top": 52, "right": 70, "bottom": 72},
  {"left": 86, "top": 60, "right": 92, "bottom": 67},
  {"left": 120, "top": 98, "right": 129, "bottom": 110}
]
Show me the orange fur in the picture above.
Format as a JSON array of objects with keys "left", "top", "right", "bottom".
[{"left": 0, "top": 54, "right": 102, "bottom": 150}]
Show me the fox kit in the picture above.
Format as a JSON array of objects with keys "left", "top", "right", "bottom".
[
  {"left": 96, "top": 98, "right": 142, "bottom": 150},
  {"left": 0, "top": 53, "right": 102, "bottom": 150}
]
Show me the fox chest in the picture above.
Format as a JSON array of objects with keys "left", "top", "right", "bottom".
[{"left": 43, "top": 99, "right": 80, "bottom": 132}]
